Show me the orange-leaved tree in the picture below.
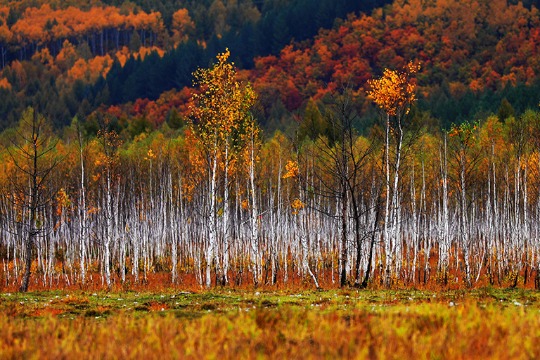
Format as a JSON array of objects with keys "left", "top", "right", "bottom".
[{"left": 367, "top": 61, "right": 419, "bottom": 287}]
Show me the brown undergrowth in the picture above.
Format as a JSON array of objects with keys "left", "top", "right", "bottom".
[{"left": 1, "top": 265, "right": 537, "bottom": 294}]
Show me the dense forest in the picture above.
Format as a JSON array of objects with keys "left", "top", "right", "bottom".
[
  {"left": 0, "top": 0, "right": 539, "bottom": 132},
  {"left": 0, "top": 0, "right": 391, "bottom": 130},
  {"left": 1, "top": 0, "right": 540, "bottom": 291}
]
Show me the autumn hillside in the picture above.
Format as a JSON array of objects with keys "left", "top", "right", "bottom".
[
  {"left": 0, "top": 0, "right": 389, "bottom": 131},
  {"left": 0, "top": 0, "right": 539, "bottom": 134},
  {"left": 248, "top": 0, "right": 540, "bottom": 131}
]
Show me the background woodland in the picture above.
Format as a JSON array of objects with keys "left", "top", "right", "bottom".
[{"left": 1, "top": 0, "right": 540, "bottom": 291}]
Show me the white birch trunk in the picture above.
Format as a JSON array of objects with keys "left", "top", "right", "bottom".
[
  {"left": 221, "top": 143, "right": 229, "bottom": 285},
  {"left": 249, "top": 136, "right": 261, "bottom": 286},
  {"left": 104, "top": 166, "right": 112, "bottom": 288},
  {"left": 384, "top": 113, "right": 392, "bottom": 287},
  {"left": 206, "top": 147, "right": 218, "bottom": 288}
]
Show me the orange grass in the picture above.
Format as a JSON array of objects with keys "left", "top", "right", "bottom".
[{"left": 0, "top": 289, "right": 539, "bottom": 359}]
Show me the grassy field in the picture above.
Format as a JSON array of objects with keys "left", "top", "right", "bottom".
[{"left": 0, "top": 288, "right": 539, "bottom": 359}]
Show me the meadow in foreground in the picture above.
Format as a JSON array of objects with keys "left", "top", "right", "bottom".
[{"left": 0, "top": 288, "right": 539, "bottom": 359}]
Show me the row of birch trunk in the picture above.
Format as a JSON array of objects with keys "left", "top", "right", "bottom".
[{"left": 2, "top": 110, "right": 540, "bottom": 290}]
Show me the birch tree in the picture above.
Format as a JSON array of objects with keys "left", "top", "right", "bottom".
[
  {"left": 95, "top": 125, "right": 121, "bottom": 289},
  {"left": 189, "top": 49, "right": 256, "bottom": 287},
  {"left": 367, "top": 62, "right": 419, "bottom": 287},
  {"left": 448, "top": 121, "right": 481, "bottom": 287},
  {"left": 240, "top": 115, "right": 263, "bottom": 286}
]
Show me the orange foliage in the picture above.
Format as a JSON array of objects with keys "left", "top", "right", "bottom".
[
  {"left": 171, "top": 8, "right": 195, "bottom": 46},
  {"left": 67, "top": 55, "right": 112, "bottom": 83},
  {"left": 282, "top": 160, "right": 299, "bottom": 179},
  {"left": 135, "top": 46, "right": 165, "bottom": 61},
  {"left": 290, "top": 198, "right": 305, "bottom": 214},
  {"left": 248, "top": 0, "right": 540, "bottom": 113},
  {"left": 0, "top": 77, "right": 11, "bottom": 90},
  {"left": 367, "top": 62, "right": 419, "bottom": 116},
  {"left": 55, "top": 40, "right": 78, "bottom": 72},
  {"left": 31, "top": 47, "right": 53, "bottom": 65},
  {"left": 55, "top": 188, "right": 71, "bottom": 216},
  {"left": 0, "top": 7, "right": 11, "bottom": 42},
  {"left": 10, "top": 60, "right": 27, "bottom": 88},
  {"left": 111, "top": 45, "right": 164, "bottom": 69},
  {"left": 103, "top": 87, "right": 194, "bottom": 128},
  {"left": 114, "top": 46, "right": 131, "bottom": 67},
  {"left": 9, "top": 4, "right": 166, "bottom": 46}
]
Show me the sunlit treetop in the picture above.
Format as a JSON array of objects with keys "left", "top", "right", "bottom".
[
  {"left": 190, "top": 48, "right": 256, "bottom": 145},
  {"left": 366, "top": 61, "right": 420, "bottom": 117}
]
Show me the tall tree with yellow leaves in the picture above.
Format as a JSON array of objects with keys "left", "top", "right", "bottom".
[
  {"left": 190, "top": 49, "right": 257, "bottom": 287},
  {"left": 367, "top": 61, "right": 419, "bottom": 287}
]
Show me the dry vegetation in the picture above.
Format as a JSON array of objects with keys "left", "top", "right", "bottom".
[{"left": 0, "top": 288, "right": 539, "bottom": 359}]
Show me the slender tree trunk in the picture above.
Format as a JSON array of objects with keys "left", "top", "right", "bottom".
[
  {"left": 441, "top": 137, "right": 449, "bottom": 285},
  {"left": 20, "top": 117, "right": 41, "bottom": 292},
  {"left": 206, "top": 148, "right": 218, "bottom": 288},
  {"left": 384, "top": 113, "right": 392, "bottom": 287},
  {"left": 249, "top": 137, "right": 261, "bottom": 286},
  {"left": 340, "top": 177, "right": 348, "bottom": 287},
  {"left": 78, "top": 127, "right": 87, "bottom": 285},
  {"left": 352, "top": 196, "right": 363, "bottom": 286},
  {"left": 217, "top": 144, "right": 229, "bottom": 286},
  {"left": 104, "top": 166, "right": 112, "bottom": 289},
  {"left": 20, "top": 219, "right": 35, "bottom": 292},
  {"left": 460, "top": 152, "right": 471, "bottom": 288},
  {"left": 362, "top": 185, "right": 381, "bottom": 288},
  {"left": 391, "top": 123, "right": 403, "bottom": 281}
]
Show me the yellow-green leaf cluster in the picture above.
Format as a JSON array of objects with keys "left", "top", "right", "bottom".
[{"left": 189, "top": 49, "right": 256, "bottom": 152}]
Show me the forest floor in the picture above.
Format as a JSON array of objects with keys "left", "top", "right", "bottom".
[{"left": 0, "top": 288, "right": 539, "bottom": 359}]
